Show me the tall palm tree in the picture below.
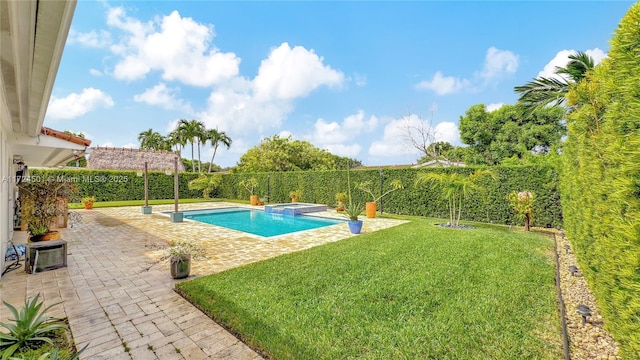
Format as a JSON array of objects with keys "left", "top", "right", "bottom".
[
  {"left": 515, "top": 51, "right": 596, "bottom": 112},
  {"left": 177, "top": 119, "right": 204, "bottom": 172},
  {"left": 206, "top": 128, "right": 232, "bottom": 173},
  {"left": 138, "top": 129, "right": 166, "bottom": 150}
]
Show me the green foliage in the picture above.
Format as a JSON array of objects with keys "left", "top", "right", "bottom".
[
  {"left": 342, "top": 200, "right": 363, "bottom": 221},
  {"left": 356, "top": 179, "right": 403, "bottom": 203},
  {"left": 81, "top": 196, "right": 95, "bottom": 204},
  {"left": 176, "top": 218, "right": 562, "bottom": 359},
  {"left": 216, "top": 166, "right": 562, "bottom": 227},
  {"left": 458, "top": 104, "right": 565, "bottom": 165},
  {"left": 161, "top": 241, "right": 207, "bottom": 262},
  {"left": 506, "top": 191, "right": 534, "bottom": 231},
  {"left": 559, "top": 4, "right": 640, "bottom": 357},
  {"left": 415, "top": 169, "right": 495, "bottom": 227},
  {"left": 234, "top": 134, "right": 361, "bottom": 172},
  {"left": 188, "top": 174, "right": 222, "bottom": 198},
  {"left": 238, "top": 177, "right": 259, "bottom": 196},
  {"left": 335, "top": 192, "right": 348, "bottom": 205},
  {"left": 0, "top": 294, "right": 66, "bottom": 360},
  {"left": 288, "top": 189, "right": 302, "bottom": 200},
  {"left": 18, "top": 179, "right": 77, "bottom": 236},
  {"left": 515, "top": 51, "right": 596, "bottom": 113},
  {"left": 28, "top": 169, "right": 202, "bottom": 202}
]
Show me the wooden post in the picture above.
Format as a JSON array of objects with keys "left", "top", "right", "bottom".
[
  {"left": 144, "top": 162, "right": 149, "bottom": 207},
  {"left": 174, "top": 156, "right": 179, "bottom": 213}
]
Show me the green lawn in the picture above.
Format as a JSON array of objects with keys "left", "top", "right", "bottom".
[
  {"left": 67, "top": 198, "right": 231, "bottom": 209},
  {"left": 176, "top": 218, "right": 562, "bottom": 360}
]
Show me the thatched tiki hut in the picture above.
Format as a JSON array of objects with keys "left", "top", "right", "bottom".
[{"left": 87, "top": 147, "right": 186, "bottom": 172}]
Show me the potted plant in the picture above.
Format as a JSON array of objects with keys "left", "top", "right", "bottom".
[
  {"left": 161, "top": 240, "right": 206, "bottom": 279},
  {"left": 335, "top": 192, "right": 348, "bottom": 211},
  {"left": 356, "top": 179, "right": 403, "bottom": 218},
  {"left": 343, "top": 200, "right": 364, "bottom": 234},
  {"left": 19, "top": 179, "right": 76, "bottom": 242},
  {"left": 289, "top": 189, "right": 303, "bottom": 203},
  {"left": 239, "top": 178, "right": 259, "bottom": 206},
  {"left": 81, "top": 196, "right": 96, "bottom": 210}
]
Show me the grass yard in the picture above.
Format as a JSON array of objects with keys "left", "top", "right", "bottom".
[
  {"left": 67, "top": 198, "right": 226, "bottom": 209},
  {"left": 176, "top": 218, "right": 562, "bottom": 360}
]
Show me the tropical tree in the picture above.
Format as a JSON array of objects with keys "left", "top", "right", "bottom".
[
  {"left": 415, "top": 169, "right": 495, "bottom": 227},
  {"left": 458, "top": 103, "right": 565, "bottom": 165},
  {"left": 514, "top": 51, "right": 596, "bottom": 113},
  {"left": 138, "top": 128, "right": 168, "bottom": 151},
  {"left": 235, "top": 135, "right": 361, "bottom": 172},
  {"left": 177, "top": 119, "right": 205, "bottom": 172},
  {"left": 206, "top": 128, "right": 232, "bottom": 173},
  {"left": 188, "top": 174, "right": 222, "bottom": 198}
]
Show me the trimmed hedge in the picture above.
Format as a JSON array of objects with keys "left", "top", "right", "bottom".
[
  {"left": 30, "top": 165, "right": 562, "bottom": 227},
  {"left": 560, "top": 3, "right": 640, "bottom": 357},
  {"left": 218, "top": 166, "right": 563, "bottom": 228},
  {"left": 28, "top": 168, "right": 202, "bottom": 202}
]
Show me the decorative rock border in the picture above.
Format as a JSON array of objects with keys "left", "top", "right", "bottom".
[{"left": 553, "top": 230, "right": 621, "bottom": 360}]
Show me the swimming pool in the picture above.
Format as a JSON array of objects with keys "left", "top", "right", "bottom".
[{"left": 182, "top": 207, "right": 344, "bottom": 237}]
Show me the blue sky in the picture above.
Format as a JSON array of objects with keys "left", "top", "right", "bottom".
[{"left": 46, "top": 0, "right": 634, "bottom": 168}]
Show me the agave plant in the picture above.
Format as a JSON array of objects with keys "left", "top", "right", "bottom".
[{"left": 0, "top": 294, "right": 65, "bottom": 360}]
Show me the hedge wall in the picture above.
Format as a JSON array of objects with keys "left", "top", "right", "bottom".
[
  {"left": 28, "top": 168, "right": 202, "bottom": 202},
  {"left": 559, "top": 3, "right": 640, "bottom": 357},
  {"left": 31, "top": 165, "right": 562, "bottom": 227},
  {"left": 218, "top": 165, "right": 563, "bottom": 228}
]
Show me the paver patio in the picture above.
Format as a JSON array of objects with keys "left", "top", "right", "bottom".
[{"left": 0, "top": 202, "right": 406, "bottom": 359}]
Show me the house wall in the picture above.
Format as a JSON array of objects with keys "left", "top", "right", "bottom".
[{"left": 0, "top": 123, "right": 14, "bottom": 278}]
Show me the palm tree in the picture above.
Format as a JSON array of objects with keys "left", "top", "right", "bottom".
[
  {"left": 514, "top": 51, "right": 596, "bottom": 113},
  {"left": 177, "top": 119, "right": 204, "bottom": 172},
  {"left": 138, "top": 129, "right": 166, "bottom": 150},
  {"left": 205, "top": 128, "right": 232, "bottom": 173},
  {"left": 415, "top": 169, "right": 495, "bottom": 227}
]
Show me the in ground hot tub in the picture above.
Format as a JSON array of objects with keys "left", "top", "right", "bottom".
[{"left": 264, "top": 203, "right": 328, "bottom": 216}]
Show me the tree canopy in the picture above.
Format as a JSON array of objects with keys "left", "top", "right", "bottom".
[
  {"left": 234, "top": 135, "right": 361, "bottom": 172},
  {"left": 458, "top": 104, "right": 565, "bottom": 165}
]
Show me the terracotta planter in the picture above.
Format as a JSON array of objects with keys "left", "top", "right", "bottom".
[
  {"left": 170, "top": 257, "right": 191, "bottom": 279},
  {"left": 29, "top": 231, "right": 61, "bottom": 242},
  {"left": 84, "top": 202, "right": 94, "bottom": 210},
  {"left": 291, "top": 198, "right": 298, "bottom": 203},
  {"left": 250, "top": 195, "right": 259, "bottom": 206},
  {"left": 365, "top": 202, "right": 377, "bottom": 218}
]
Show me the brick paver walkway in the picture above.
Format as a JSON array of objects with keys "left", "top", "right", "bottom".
[{"left": 0, "top": 202, "right": 406, "bottom": 359}]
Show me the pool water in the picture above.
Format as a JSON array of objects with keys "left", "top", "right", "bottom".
[{"left": 183, "top": 208, "right": 344, "bottom": 237}]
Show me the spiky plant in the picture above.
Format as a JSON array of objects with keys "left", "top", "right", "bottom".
[{"left": 0, "top": 294, "right": 65, "bottom": 360}]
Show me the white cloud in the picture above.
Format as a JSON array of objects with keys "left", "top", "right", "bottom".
[
  {"left": 479, "top": 47, "right": 519, "bottom": 81},
  {"left": 416, "top": 47, "right": 518, "bottom": 95},
  {"left": 199, "top": 43, "right": 344, "bottom": 136},
  {"left": 415, "top": 72, "right": 470, "bottom": 95},
  {"left": 537, "top": 48, "right": 607, "bottom": 80},
  {"left": 133, "top": 83, "right": 193, "bottom": 114},
  {"left": 353, "top": 73, "right": 367, "bottom": 87},
  {"left": 278, "top": 130, "right": 292, "bottom": 138},
  {"left": 586, "top": 48, "right": 607, "bottom": 65},
  {"left": 89, "top": 69, "right": 103, "bottom": 76},
  {"left": 68, "top": 28, "right": 111, "bottom": 48},
  {"left": 486, "top": 103, "right": 504, "bottom": 112},
  {"left": 307, "top": 110, "right": 377, "bottom": 158},
  {"left": 369, "top": 114, "right": 460, "bottom": 157},
  {"left": 434, "top": 122, "right": 461, "bottom": 145},
  {"left": 253, "top": 42, "right": 344, "bottom": 101},
  {"left": 107, "top": 8, "right": 240, "bottom": 86},
  {"left": 47, "top": 88, "right": 114, "bottom": 120},
  {"left": 324, "top": 143, "right": 362, "bottom": 158}
]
